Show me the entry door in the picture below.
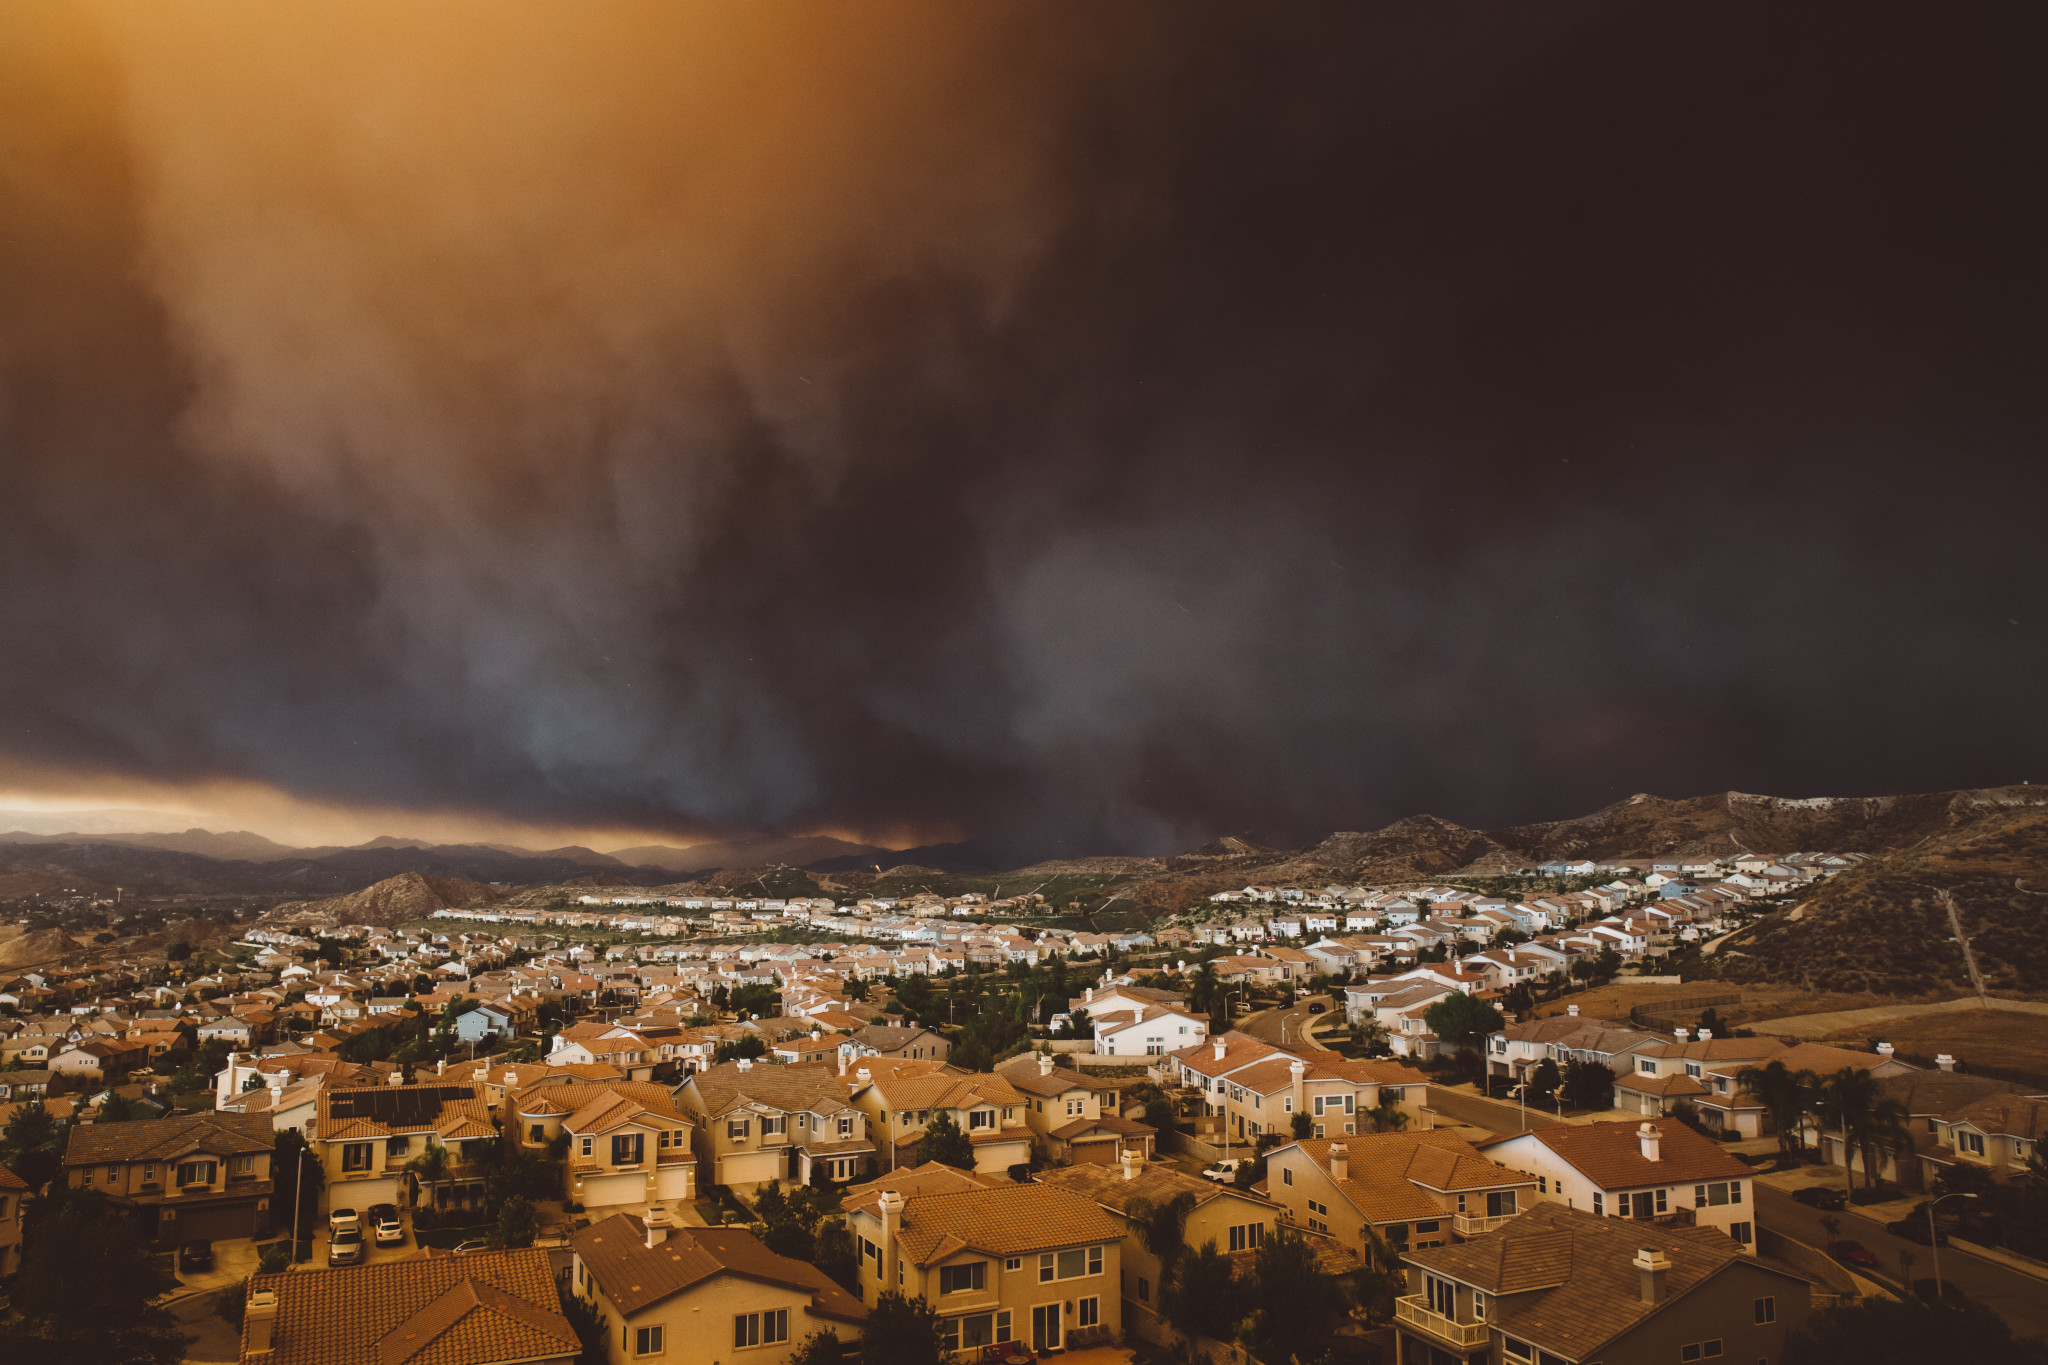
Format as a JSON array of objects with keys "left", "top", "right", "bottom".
[
  {"left": 1032, "top": 1303, "right": 1062, "bottom": 1352},
  {"left": 1631, "top": 1192, "right": 1655, "bottom": 1220}
]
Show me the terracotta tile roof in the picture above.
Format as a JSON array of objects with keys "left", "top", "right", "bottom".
[
  {"left": 242, "top": 1248, "right": 576, "bottom": 1365},
  {"left": 0, "top": 1162, "right": 28, "bottom": 1191},
  {"left": 862, "top": 1071, "right": 1024, "bottom": 1112},
  {"left": 1947, "top": 1093, "right": 2048, "bottom": 1141},
  {"left": 890, "top": 1183, "right": 1123, "bottom": 1266},
  {"left": 64, "top": 1110, "right": 272, "bottom": 1165},
  {"left": 1613, "top": 1072, "right": 1710, "bottom": 1098},
  {"left": 572, "top": 1214, "right": 866, "bottom": 1323},
  {"left": 1047, "top": 1114, "right": 1155, "bottom": 1141},
  {"left": 1480, "top": 1119, "right": 1750, "bottom": 1188},
  {"left": 1404, "top": 1202, "right": 1805, "bottom": 1360},
  {"left": 535, "top": 1082, "right": 689, "bottom": 1136},
  {"left": 840, "top": 1163, "right": 987, "bottom": 1215},
  {"left": 1035, "top": 1157, "right": 1263, "bottom": 1216},
  {"left": 1285, "top": 1133, "right": 1534, "bottom": 1225},
  {"left": 682, "top": 1061, "right": 852, "bottom": 1119}
]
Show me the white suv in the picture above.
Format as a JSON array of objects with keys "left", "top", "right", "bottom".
[{"left": 328, "top": 1207, "right": 361, "bottom": 1235}]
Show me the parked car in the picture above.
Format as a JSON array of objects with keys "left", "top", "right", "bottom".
[
  {"left": 1200, "top": 1160, "right": 1244, "bottom": 1184},
  {"left": 329, "top": 1206, "right": 361, "bottom": 1234},
  {"left": 369, "top": 1204, "right": 405, "bottom": 1246},
  {"left": 1888, "top": 1216, "right": 1948, "bottom": 1247},
  {"left": 1829, "top": 1240, "right": 1879, "bottom": 1270},
  {"left": 1307, "top": 1000, "right": 1327, "bottom": 1014},
  {"left": 1792, "top": 1187, "right": 1847, "bottom": 1211},
  {"left": 178, "top": 1241, "right": 214, "bottom": 1273},
  {"left": 328, "top": 1227, "right": 365, "bottom": 1266},
  {"left": 451, "top": 1239, "right": 492, "bottom": 1254}
]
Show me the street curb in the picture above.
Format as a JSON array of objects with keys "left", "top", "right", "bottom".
[{"left": 1838, "top": 1201, "right": 2048, "bottom": 1286}]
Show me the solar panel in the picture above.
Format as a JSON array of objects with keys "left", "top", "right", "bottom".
[{"left": 325, "top": 1084, "right": 477, "bottom": 1127}]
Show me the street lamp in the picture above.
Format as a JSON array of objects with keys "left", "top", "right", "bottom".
[
  {"left": 1509, "top": 1083, "right": 1529, "bottom": 1132},
  {"left": 1928, "top": 1192, "right": 1979, "bottom": 1300}
]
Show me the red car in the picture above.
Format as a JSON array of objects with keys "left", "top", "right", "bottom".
[{"left": 1830, "top": 1240, "right": 1880, "bottom": 1270}]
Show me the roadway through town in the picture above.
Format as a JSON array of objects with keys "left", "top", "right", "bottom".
[
  {"left": 1753, "top": 1185, "right": 2048, "bottom": 1342},
  {"left": 1238, "top": 996, "right": 1333, "bottom": 1049}
]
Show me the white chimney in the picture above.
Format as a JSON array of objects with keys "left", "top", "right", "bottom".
[
  {"left": 856, "top": 1067, "right": 872, "bottom": 1086},
  {"left": 1696, "top": 1028, "right": 1713, "bottom": 1041},
  {"left": 1633, "top": 1247, "right": 1671, "bottom": 1303},
  {"left": 1329, "top": 1143, "right": 1348, "bottom": 1182},
  {"left": 1937, "top": 1053, "right": 1956, "bottom": 1072},
  {"left": 1120, "top": 1150, "right": 1140, "bottom": 1182},
  {"left": 878, "top": 1191, "right": 904, "bottom": 1290},
  {"left": 1638, "top": 1122, "right": 1661, "bottom": 1162},
  {"left": 1039, "top": 1053, "right": 1055, "bottom": 1077},
  {"left": 1673, "top": 1028, "right": 1690, "bottom": 1043},
  {"left": 1085, "top": 987, "right": 1095, "bottom": 1002},
  {"left": 1567, "top": 1004, "right": 1579, "bottom": 1017},
  {"left": 736, "top": 1058, "right": 753, "bottom": 1071},
  {"left": 503, "top": 1068, "right": 518, "bottom": 1085},
  {"left": 644, "top": 1206, "right": 671, "bottom": 1248},
  {"left": 246, "top": 1288, "right": 279, "bottom": 1356},
  {"left": 1877, "top": 1042, "right": 1895, "bottom": 1059},
  {"left": 1214, "top": 1038, "right": 1227, "bottom": 1062},
  {"left": 387, "top": 1069, "right": 404, "bottom": 1086}
]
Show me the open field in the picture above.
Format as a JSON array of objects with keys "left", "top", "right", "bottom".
[
  {"left": 1528, "top": 980, "right": 1985, "bottom": 1029},
  {"left": 1815, "top": 1005, "right": 2048, "bottom": 1081}
]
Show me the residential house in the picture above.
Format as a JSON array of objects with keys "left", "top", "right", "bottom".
[
  {"left": 1037, "top": 1153, "right": 1278, "bottom": 1345},
  {"left": 845, "top": 1062, "right": 1033, "bottom": 1175},
  {"left": 1480, "top": 1119, "right": 1759, "bottom": 1251},
  {"left": 1394, "top": 1203, "right": 1809, "bottom": 1365},
  {"left": 674, "top": 1061, "right": 873, "bottom": 1188},
  {"left": 238, "top": 1247, "right": 579, "bottom": 1365},
  {"left": 1170, "top": 1033, "right": 1429, "bottom": 1148},
  {"left": 997, "top": 1053, "right": 1154, "bottom": 1163},
  {"left": 841, "top": 1171, "right": 1124, "bottom": 1354},
  {"left": 315, "top": 1082, "right": 498, "bottom": 1217},
  {"left": 507, "top": 1079, "right": 697, "bottom": 1212},
  {"left": 0, "top": 1162, "right": 25, "bottom": 1278},
  {"left": 838, "top": 1023, "right": 950, "bottom": 1067},
  {"left": 1266, "top": 1133, "right": 1537, "bottom": 1254},
  {"left": 1090, "top": 1003, "right": 1209, "bottom": 1058},
  {"left": 63, "top": 1110, "right": 274, "bottom": 1247},
  {"left": 1924, "top": 1091, "right": 2048, "bottom": 1184}
]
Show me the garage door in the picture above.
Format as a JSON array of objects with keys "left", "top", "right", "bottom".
[
  {"left": 158, "top": 1197, "right": 266, "bottom": 1246},
  {"left": 1070, "top": 1139, "right": 1118, "bottom": 1165}
]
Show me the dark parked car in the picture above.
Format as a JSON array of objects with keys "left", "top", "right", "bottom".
[
  {"left": 178, "top": 1241, "right": 214, "bottom": 1273},
  {"left": 1792, "top": 1186, "right": 1847, "bottom": 1211},
  {"left": 1829, "top": 1240, "right": 1879, "bottom": 1270},
  {"left": 1888, "top": 1216, "right": 1948, "bottom": 1247},
  {"left": 1306, "top": 1001, "right": 1327, "bottom": 1014}
]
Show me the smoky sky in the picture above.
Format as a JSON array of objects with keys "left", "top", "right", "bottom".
[{"left": 2, "top": 1, "right": 2045, "bottom": 860}]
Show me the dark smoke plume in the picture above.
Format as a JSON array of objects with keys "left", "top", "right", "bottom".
[{"left": 2, "top": 2, "right": 2044, "bottom": 859}]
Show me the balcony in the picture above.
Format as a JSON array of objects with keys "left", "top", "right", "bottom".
[
  {"left": 1394, "top": 1297, "right": 1488, "bottom": 1348},
  {"left": 1452, "top": 1212, "right": 1516, "bottom": 1237}
]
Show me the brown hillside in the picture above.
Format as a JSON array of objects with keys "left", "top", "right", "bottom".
[
  {"left": 1488, "top": 786, "right": 2048, "bottom": 861},
  {"left": 1714, "top": 805, "right": 2048, "bottom": 996},
  {"left": 264, "top": 871, "right": 495, "bottom": 928}
]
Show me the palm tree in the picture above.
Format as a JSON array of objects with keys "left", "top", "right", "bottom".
[
  {"left": 1857, "top": 1096, "right": 1912, "bottom": 1191},
  {"left": 1814, "top": 1068, "right": 1887, "bottom": 1191},
  {"left": 1122, "top": 1191, "right": 1198, "bottom": 1278},
  {"left": 1366, "top": 1095, "right": 1410, "bottom": 1133},
  {"left": 407, "top": 1139, "right": 452, "bottom": 1211},
  {"left": 1741, "top": 1060, "right": 1817, "bottom": 1169}
]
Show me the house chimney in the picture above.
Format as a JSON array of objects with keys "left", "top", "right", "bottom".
[
  {"left": 1120, "top": 1150, "right": 1140, "bottom": 1182},
  {"left": 1936, "top": 1053, "right": 1957, "bottom": 1072},
  {"left": 1876, "top": 1042, "right": 1894, "bottom": 1059},
  {"left": 1039, "top": 1053, "right": 1055, "bottom": 1077},
  {"left": 387, "top": 1069, "right": 404, "bottom": 1086},
  {"left": 1633, "top": 1247, "right": 1671, "bottom": 1304},
  {"left": 1696, "top": 1028, "right": 1712, "bottom": 1042},
  {"left": 856, "top": 1068, "right": 872, "bottom": 1086},
  {"left": 736, "top": 1058, "right": 752, "bottom": 1072},
  {"left": 879, "top": 1191, "right": 904, "bottom": 1290},
  {"left": 1329, "top": 1144, "right": 1348, "bottom": 1182},
  {"left": 1637, "top": 1122, "right": 1661, "bottom": 1161},
  {"left": 1214, "top": 1038, "right": 1227, "bottom": 1062},
  {"left": 1566, "top": 1004, "right": 1579, "bottom": 1017},
  {"left": 644, "top": 1205, "right": 671, "bottom": 1248},
  {"left": 1673, "top": 1028, "right": 1690, "bottom": 1043},
  {"left": 1085, "top": 987, "right": 1095, "bottom": 1002},
  {"left": 246, "top": 1287, "right": 279, "bottom": 1356},
  {"left": 503, "top": 1068, "right": 518, "bottom": 1086}
]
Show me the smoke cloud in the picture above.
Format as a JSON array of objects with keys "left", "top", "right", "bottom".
[{"left": 2, "top": 2, "right": 2044, "bottom": 859}]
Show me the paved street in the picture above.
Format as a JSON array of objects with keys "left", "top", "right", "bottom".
[
  {"left": 1239, "top": 996, "right": 1333, "bottom": 1049},
  {"left": 1753, "top": 1185, "right": 2048, "bottom": 1341},
  {"left": 1424, "top": 1084, "right": 1567, "bottom": 1132}
]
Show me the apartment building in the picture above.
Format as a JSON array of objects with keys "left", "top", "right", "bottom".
[
  {"left": 63, "top": 1109, "right": 274, "bottom": 1247},
  {"left": 674, "top": 1060, "right": 873, "bottom": 1188},
  {"left": 841, "top": 1172, "right": 1123, "bottom": 1355},
  {"left": 1266, "top": 1133, "right": 1538, "bottom": 1254},
  {"left": 1480, "top": 1120, "right": 1758, "bottom": 1252},
  {"left": 1393, "top": 1203, "right": 1809, "bottom": 1365}
]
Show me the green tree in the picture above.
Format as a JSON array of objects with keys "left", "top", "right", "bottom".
[
  {"left": 812, "top": 1219, "right": 860, "bottom": 1293},
  {"left": 491, "top": 1195, "right": 538, "bottom": 1249},
  {"left": 1741, "top": 1060, "right": 1817, "bottom": 1168},
  {"left": 1815, "top": 1067, "right": 1906, "bottom": 1191},
  {"left": 788, "top": 1329, "right": 847, "bottom": 1365},
  {"left": 1, "top": 1186, "right": 182, "bottom": 1365},
  {"left": 165, "top": 940, "right": 194, "bottom": 962},
  {"left": 1528, "top": 1058, "right": 1562, "bottom": 1108},
  {"left": 1784, "top": 1294, "right": 2046, "bottom": 1365},
  {"left": 715, "top": 1035, "right": 768, "bottom": 1064},
  {"left": 272, "top": 1130, "right": 326, "bottom": 1254},
  {"left": 914, "top": 1112, "right": 977, "bottom": 1170},
  {"left": 1560, "top": 1058, "right": 1615, "bottom": 1112},
  {"left": 1159, "top": 1239, "right": 1248, "bottom": 1346},
  {"left": 1251, "top": 1226, "right": 1353, "bottom": 1363},
  {"left": 0, "top": 1100, "right": 65, "bottom": 1191},
  {"left": 407, "top": 1139, "right": 453, "bottom": 1210},
  {"left": 858, "top": 1292, "right": 945, "bottom": 1365},
  {"left": 1291, "top": 1111, "right": 1313, "bottom": 1139},
  {"left": 1366, "top": 1094, "right": 1410, "bottom": 1133},
  {"left": 1122, "top": 1191, "right": 1198, "bottom": 1278},
  {"left": 1422, "top": 992, "right": 1504, "bottom": 1054}
]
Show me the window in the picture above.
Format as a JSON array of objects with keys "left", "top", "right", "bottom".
[
  {"left": 1067, "top": 1099, "right": 1084, "bottom": 1117},
  {"left": 1077, "top": 1297, "right": 1100, "bottom": 1329},
  {"left": 579, "top": 1135, "right": 594, "bottom": 1157},
  {"left": 1961, "top": 1132, "right": 1986, "bottom": 1157},
  {"left": 1414, "top": 1220, "right": 1440, "bottom": 1235},
  {"left": 1487, "top": 1190, "right": 1518, "bottom": 1217},
  {"left": 761, "top": 1116, "right": 785, "bottom": 1137},
  {"left": 1004, "top": 1257, "right": 1022, "bottom": 1271},
  {"left": 1655, "top": 1188, "right": 1668, "bottom": 1214},
  {"left": 1696, "top": 1181, "right": 1739, "bottom": 1207},
  {"left": 1686, "top": 1062, "right": 1703, "bottom": 1078},
  {"left": 1138, "top": 1276, "right": 1150, "bottom": 1302},
  {"left": 732, "top": 1310, "right": 787, "bottom": 1348},
  {"left": 1282, "top": 1167, "right": 1293, "bottom": 1186},
  {"left": 1754, "top": 1297, "right": 1776, "bottom": 1325},
  {"left": 940, "top": 1262, "right": 987, "bottom": 1294},
  {"left": 941, "top": 1313, "right": 1004, "bottom": 1352},
  {"left": 232, "top": 1154, "right": 255, "bottom": 1176},
  {"left": 1474, "top": 1290, "right": 1488, "bottom": 1320},
  {"left": 1679, "top": 1342, "right": 1724, "bottom": 1362},
  {"left": 387, "top": 1135, "right": 410, "bottom": 1158},
  {"left": 143, "top": 1162, "right": 155, "bottom": 1183},
  {"left": 105, "top": 1165, "right": 118, "bottom": 1185},
  {"left": 839, "top": 1116, "right": 854, "bottom": 1138},
  {"left": 342, "top": 1144, "right": 371, "bottom": 1172},
  {"left": 1592, "top": 1193, "right": 1604, "bottom": 1217},
  {"left": 1228, "top": 1224, "right": 1264, "bottom": 1252},
  {"left": 634, "top": 1326, "right": 664, "bottom": 1356},
  {"left": 728, "top": 1119, "right": 751, "bottom": 1142},
  {"left": 1424, "top": 1275, "right": 1455, "bottom": 1317},
  {"left": 1730, "top": 1221, "right": 1753, "bottom": 1245},
  {"left": 1638, "top": 1059, "right": 1657, "bottom": 1074},
  {"left": 1043, "top": 1247, "right": 1099, "bottom": 1282},
  {"left": 176, "top": 1159, "right": 217, "bottom": 1186},
  {"left": 530, "top": 1124, "right": 546, "bottom": 1143},
  {"left": 967, "top": 1109, "right": 994, "bottom": 1130},
  {"left": 612, "top": 1134, "right": 644, "bottom": 1165},
  {"left": 1503, "top": 1339, "right": 1533, "bottom": 1362}
]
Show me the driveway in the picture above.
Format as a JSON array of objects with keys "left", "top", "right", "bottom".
[
  {"left": 1754, "top": 1184, "right": 2048, "bottom": 1341},
  {"left": 169, "top": 1289, "right": 243, "bottom": 1364}
]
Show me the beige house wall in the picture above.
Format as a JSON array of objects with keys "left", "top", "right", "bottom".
[{"left": 574, "top": 1257, "right": 859, "bottom": 1365}]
